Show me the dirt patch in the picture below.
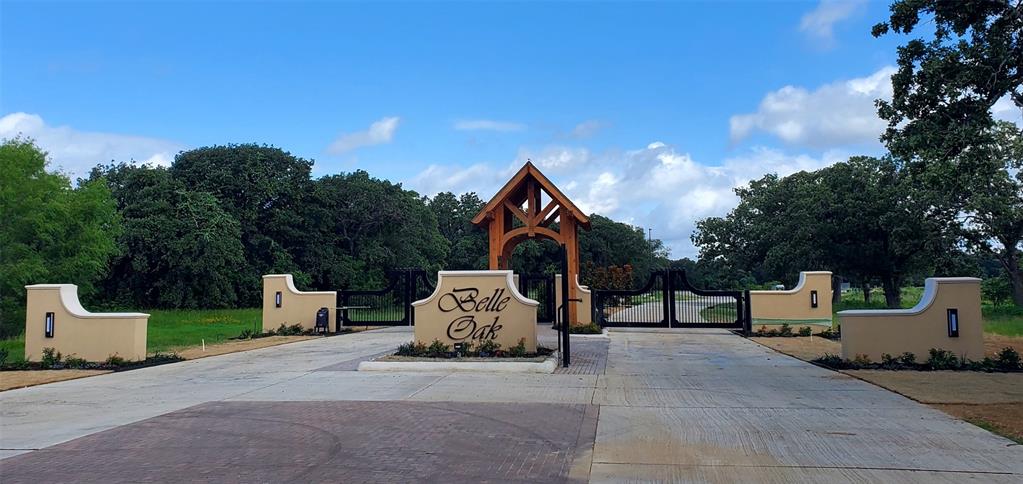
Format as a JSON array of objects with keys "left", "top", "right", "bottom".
[
  {"left": 933, "top": 404, "right": 1023, "bottom": 444},
  {"left": 985, "top": 333, "right": 1023, "bottom": 356},
  {"left": 749, "top": 336, "right": 840, "bottom": 361},
  {"left": 844, "top": 370, "right": 1023, "bottom": 404},
  {"left": 0, "top": 370, "right": 112, "bottom": 392},
  {"left": 169, "top": 335, "right": 318, "bottom": 360}
]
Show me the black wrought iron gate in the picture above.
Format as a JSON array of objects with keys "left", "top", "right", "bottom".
[
  {"left": 519, "top": 274, "right": 555, "bottom": 323},
  {"left": 336, "top": 269, "right": 435, "bottom": 330},
  {"left": 594, "top": 269, "right": 752, "bottom": 333}
]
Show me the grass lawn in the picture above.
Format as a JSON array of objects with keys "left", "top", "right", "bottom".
[
  {"left": 145, "top": 308, "right": 262, "bottom": 354},
  {"left": 1, "top": 308, "right": 263, "bottom": 364}
]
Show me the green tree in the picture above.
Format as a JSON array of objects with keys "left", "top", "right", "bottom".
[
  {"left": 300, "top": 171, "right": 448, "bottom": 290},
  {"left": 579, "top": 214, "right": 668, "bottom": 285},
  {"left": 693, "top": 156, "right": 953, "bottom": 307},
  {"left": 873, "top": 0, "right": 1021, "bottom": 166},
  {"left": 169, "top": 144, "right": 314, "bottom": 302},
  {"left": 90, "top": 163, "right": 249, "bottom": 308},
  {"left": 874, "top": 2, "right": 1023, "bottom": 305},
  {"left": 428, "top": 192, "right": 488, "bottom": 270},
  {"left": 0, "top": 138, "right": 120, "bottom": 337},
  {"left": 959, "top": 122, "right": 1023, "bottom": 305}
]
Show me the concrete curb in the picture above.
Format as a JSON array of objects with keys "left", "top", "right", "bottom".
[{"left": 357, "top": 356, "right": 558, "bottom": 373}]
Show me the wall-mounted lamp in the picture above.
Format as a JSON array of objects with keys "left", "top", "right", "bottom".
[
  {"left": 275, "top": 291, "right": 283, "bottom": 308},
  {"left": 947, "top": 308, "right": 959, "bottom": 337},
  {"left": 44, "top": 312, "right": 55, "bottom": 338},
  {"left": 810, "top": 290, "right": 819, "bottom": 308}
]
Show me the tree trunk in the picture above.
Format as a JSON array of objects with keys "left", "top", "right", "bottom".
[
  {"left": 832, "top": 276, "right": 841, "bottom": 304},
  {"left": 1007, "top": 255, "right": 1023, "bottom": 307},
  {"left": 882, "top": 277, "right": 901, "bottom": 308},
  {"left": 861, "top": 283, "right": 872, "bottom": 304}
]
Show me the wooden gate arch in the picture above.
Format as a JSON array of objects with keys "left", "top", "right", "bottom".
[{"left": 471, "top": 161, "right": 590, "bottom": 325}]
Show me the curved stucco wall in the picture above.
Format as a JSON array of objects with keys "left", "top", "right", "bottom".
[
  {"left": 555, "top": 274, "right": 593, "bottom": 325},
  {"left": 413, "top": 270, "right": 539, "bottom": 352},
  {"left": 262, "top": 274, "right": 337, "bottom": 332},
  {"left": 838, "top": 277, "right": 983, "bottom": 361},
  {"left": 24, "top": 284, "right": 149, "bottom": 362},
  {"left": 750, "top": 271, "right": 832, "bottom": 326}
]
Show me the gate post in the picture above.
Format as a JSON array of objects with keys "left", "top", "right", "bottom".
[
  {"left": 407, "top": 270, "right": 415, "bottom": 326},
  {"left": 663, "top": 269, "right": 673, "bottom": 328},
  {"left": 559, "top": 245, "right": 571, "bottom": 367},
  {"left": 743, "top": 289, "right": 753, "bottom": 335}
]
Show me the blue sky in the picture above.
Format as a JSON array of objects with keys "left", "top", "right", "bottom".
[{"left": 3, "top": 1, "right": 1019, "bottom": 257}]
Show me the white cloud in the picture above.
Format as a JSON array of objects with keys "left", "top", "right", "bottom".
[
  {"left": 799, "top": 0, "right": 865, "bottom": 47},
  {"left": 0, "top": 112, "right": 183, "bottom": 178},
  {"left": 406, "top": 141, "right": 844, "bottom": 258},
  {"left": 730, "top": 66, "right": 895, "bottom": 148},
  {"left": 570, "top": 119, "right": 606, "bottom": 139},
  {"left": 515, "top": 146, "right": 590, "bottom": 172},
  {"left": 327, "top": 116, "right": 400, "bottom": 154},
  {"left": 992, "top": 96, "right": 1022, "bottom": 125},
  {"left": 453, "top": 119, "right": 526, "bottom": 132}
]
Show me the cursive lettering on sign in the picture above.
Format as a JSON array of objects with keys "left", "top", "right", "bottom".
[
  {"left": 437, "top": 287, "right": 511, "bottom": 313},
  {"left": 446, "top": 315, "right": 503, "bottom": 341}
]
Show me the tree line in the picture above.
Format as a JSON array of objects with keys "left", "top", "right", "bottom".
[
  {"left": 0, "top": 141, "right": 666, "bottom": 338},
  {"left": 694, "top": 1, "right": 1023, "bottom": 308}
]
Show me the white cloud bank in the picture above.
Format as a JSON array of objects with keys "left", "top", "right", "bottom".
[
  {"left": 406, "top": 142, "right": 846, "bottom": 258},
  {"left": 0, "top": 112, "right": 183, "bottom": 178},
  {"left": 730, "top": 66, "right": 895, "bottom": 148},
  {"left": 327, "top": 116, "right": 400, "bottom": 154},
  {"left": 799, "top": 0, "right": 865, "bottom": 47},
  {"left": 453, "top": 119, "right": 526, "bottom": 132}
]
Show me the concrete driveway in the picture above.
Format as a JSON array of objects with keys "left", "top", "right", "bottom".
[{"left": 1, "top": 327, "right": 1020, "bottom": 482}]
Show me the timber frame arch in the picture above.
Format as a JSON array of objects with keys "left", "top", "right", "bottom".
[{"left": 471, "top": 161, "right": 590, "bottom": 325}]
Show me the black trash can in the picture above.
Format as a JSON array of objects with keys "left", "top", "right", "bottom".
[{"left": 315, "top": 307, "right": 330, "bottom": 334}]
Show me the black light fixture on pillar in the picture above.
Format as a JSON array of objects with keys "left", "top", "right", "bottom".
[
  {"left": 44, "top": 312, "right": 55, "bottom": 338},
  {"left": 275, "top": 291, "right": 283, "bottom": 308},
  {"left": 810, "top": 290, "right": 819, "bottom": 308},
  {"left": 947, "top": 308, "right": 959, "bottom": 337}
]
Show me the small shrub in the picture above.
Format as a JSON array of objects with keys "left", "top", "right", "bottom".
[
  {"left": 814, "top": 353, "right": 846, "bottom": 369},
  {"left": 816, "top": 327, "right": 837, "bottom": 339},
  {"left": 995, "top": 347, "right": 1021, "bottom": 371},
  {"left": 508, "top": 339, "right": 527, "bottom": 357},
  {"left": 0, "top": 348, "right": 8, "bottom": 366},
  {"left": 797, "top": 326, "right": 813, "bottom": 337},
  {"left": 880, "top": 353, "right": 899, "bottom": 369},
  {"left": 41, "top": 347, "right": 62, "bottom": 369},
  {"left": 926, "top": 348, "right": 959, "bottom": 370},
  {"left": 238, "top": 329, "right": 257, "bottom": 339},
  {"left": 898, "top": 352, "right": 916, "bottom": 366},
  {"left": 147, "top": 352, "right": 184, "bottom": 365},
  {"left": 476, "top": 339, "right": 500, "bottom": 356},
  {"left": 427, "top": 339, "right": 451, "bottom": 357},
  {"left": 778, "top": 324, "right": 793, "bottom": 337},
  {"left": 757, "top": 325, "right": 768, "bottom": 336},
  {"left": 105, "top": 354, "right": 127, "bottom": 367},
  {"left": 569, "top": 323, "right": 603, "bottom": 334},
  {"left": 852, "top": 353, "right": 872, "bottom": 367},
  {"left": 64, "top": 355, "right": 88, "bottom": 369},
  {"left": 396, "top": 341, "right": 427, "bottom": 356}
]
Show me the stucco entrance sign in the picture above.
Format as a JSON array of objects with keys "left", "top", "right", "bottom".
[{"left": 412, "top": 271, "right": 539, "bottom": 352}]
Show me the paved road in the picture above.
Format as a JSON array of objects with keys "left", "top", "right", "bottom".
[
  {"left": 605, "top": 297, "right": 720, "bottom": 324},
  {"left": 1, "top": 327, "right": 1020, "bottom": 482}
]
